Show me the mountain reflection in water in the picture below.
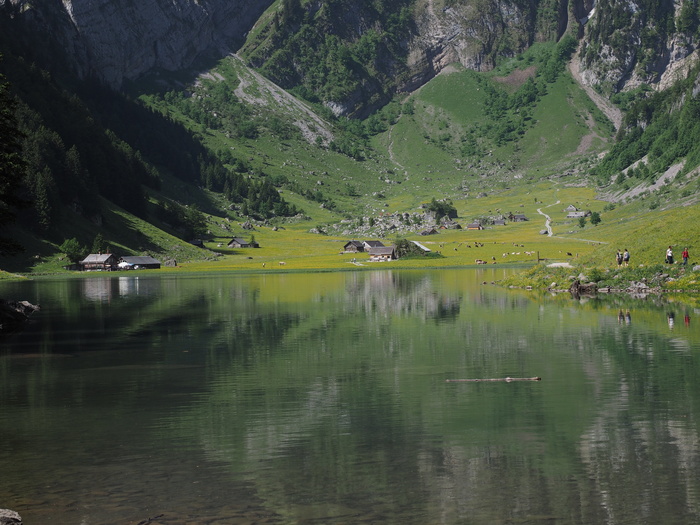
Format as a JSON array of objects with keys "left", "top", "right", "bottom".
[{"left": 0, "top": 269, "right": 699, "bottom": 524}]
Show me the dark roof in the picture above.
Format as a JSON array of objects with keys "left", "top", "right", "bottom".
[
  {"left": 364, "top": 240, "right": 385, "bottom": 247},
  {"left": 120, "top": 256, "right": 161, "bottom": 265},
  {"left": 229, "top": 237, "right": 249, "bottom": 244},
  {"left": 344, "top": 240, "right": 363, "bottom": 247}
]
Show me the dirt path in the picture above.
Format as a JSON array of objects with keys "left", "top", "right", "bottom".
[{"left": 536, "top": 200, "right": 559, "bottom": 236}]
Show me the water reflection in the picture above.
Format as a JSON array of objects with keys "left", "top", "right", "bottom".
[{"left": 0, "top": 271, "right": 700, "bottom": 524}]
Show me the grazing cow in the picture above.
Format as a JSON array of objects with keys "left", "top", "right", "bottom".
[{"left": 279, "top": 261, "right": 286, "bottom": 266}]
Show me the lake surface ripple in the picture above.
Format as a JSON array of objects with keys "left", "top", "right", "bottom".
[{"left": 1, "top": 269, "right": 699, "bottom": 524}]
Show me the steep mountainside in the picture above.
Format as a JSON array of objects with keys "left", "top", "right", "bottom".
[
  {"left": 2, "top": 0, "right": 698, "bottom": 115},
  {"left": 0, "top": 0, "right": 275, "bottom": 87},
  {"left": 578, "top": 0, "right": 699, "bottom": 94}
]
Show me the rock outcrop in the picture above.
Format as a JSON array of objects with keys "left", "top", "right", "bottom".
[
  {"left": 576, "top": 0, "right": 699, "bottom": 95},
  {"left": 0, "top": 509, "right": 21, "bottom": 525},
  {"left": 3, "top": 0, "right": 275, "bottom": 88},
  {"left": 0, "top": 300, "right": 40, "bottom": 334}
]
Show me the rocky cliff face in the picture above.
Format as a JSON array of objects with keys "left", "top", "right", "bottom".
[
  {"left": 403, "top": 0, "right": 583, "bottom": 91},
  {"left": 3, "top": 0, "right": 696, "bottom": 106},
  {"left": 576, "top": 0, "right": 698, "bottom": 94},
  {"left": 3, "top": 0, "right": 274, "bottom": 87}
]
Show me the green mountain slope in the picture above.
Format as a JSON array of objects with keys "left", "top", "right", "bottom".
[{"left": 2, "top": 2, "right": 700, "bottom": 275}]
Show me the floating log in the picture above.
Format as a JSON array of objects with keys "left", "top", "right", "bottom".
[{"left": 445, "top": 377, "right": 541, "bottom": 383}]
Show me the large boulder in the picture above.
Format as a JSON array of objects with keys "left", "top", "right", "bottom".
[
  {"left": 0, "top": 300, "right": 40, "bottom": 334},
  {"left": 0, "top": 509, "right": 21, "bottom": 525}
]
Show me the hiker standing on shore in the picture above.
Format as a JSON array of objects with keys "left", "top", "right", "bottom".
[
  {"left": 616, "top": 250, "right": 623, "bottom": 267},
  {"left": 623, "top": 249, "right": 630, "bottom": 267},
  {"left": 666, "top": 246, "right": 674, "bottom": 264},
  {"left": 682, "top": 247, "right": 689, "bottom": 265}
]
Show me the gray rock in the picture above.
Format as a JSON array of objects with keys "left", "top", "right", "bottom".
[
  {"left": 0, "top": 509, "right": 21, "bottom": 525},
  {"left": 0, "top": 300, "right": 40, "bottom": 334},
  {"left": 9, "top": 0, "right": 274, "bottom": 89}
]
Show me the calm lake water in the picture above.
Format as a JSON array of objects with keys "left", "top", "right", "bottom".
[{"left": 1, "top": 269, "right": 700, "bottom": 524}]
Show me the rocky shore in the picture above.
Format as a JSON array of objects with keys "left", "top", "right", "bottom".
[
  {"left": 503, "top": 263, "right": 700, "bottom": 297},
  {"left": 0, "top": 300, "right": 40, "bottom": 334}
]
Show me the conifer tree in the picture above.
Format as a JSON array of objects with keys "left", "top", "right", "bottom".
[{"left": 0, "top": 61, "right": 28, "bottom": 253}]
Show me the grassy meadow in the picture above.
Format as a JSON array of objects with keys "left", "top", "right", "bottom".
[{"left": 2, "top": 44, "right": 700, "bottom": 292}]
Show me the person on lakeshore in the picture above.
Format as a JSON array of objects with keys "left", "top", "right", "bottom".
[
  {"left": 666, "top": 246, "right": 674, "bottom": 264},
  {"left": 616, "top": 250, "right": 623, "bottom": 267},
  {"left": 622, "top": 249, "right": 630, "bottom": 266},
  {"left": 682, "top": 247, "right": 689, "bottom": 265}
]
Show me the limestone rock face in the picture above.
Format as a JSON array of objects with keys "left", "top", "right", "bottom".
[
  {"left": 576, "top": 0, "right": 699, "bottom": 94},
  {"left": 5, "top": 0, "right": 274, "bottom": 87},
  {"left": 399, "top": 0, "right": 601, "bottom": 95},
  {"left": 4, "top": 0, "right": 696, "bottom": 107}
]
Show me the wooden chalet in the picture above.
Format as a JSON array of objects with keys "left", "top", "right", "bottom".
[
  {"left": 343, "top": 240, "right": 364, "bottom": 252},
  {"left": 511, "top": 214, "right": 529, "bottom": 222},
  {"left": 228, "top": 237, "right": 259, "bottom": 248},
  {"left": 466, "top": 222, "right": 483, "bottom": 230},
  {"left": 80, "top": 253, "right": 119, "bottom": 271},
  {"left": 368, "top": 246, "right": 396, "bottom": 261},
  {"left": 420, "top": 228, "right": 439, "bottom": 236},
  {"left": 566, "top": 210, "right": 591, "bottom": 219},
  {"left": 118, "top": 256, "right": 162, "bottom": 270},
  {"left": 441, "top": 220, "right": 462, "bottom": 230},
  {"left": 493, "top": 219, "right": 507, "bottom": 226}
]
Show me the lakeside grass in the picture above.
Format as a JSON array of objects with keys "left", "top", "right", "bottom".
[
  {"left": 2, "top": 51, "right": 699, "bottom": 286},
  {"left": 3, "top": 178, "right": 698, "bottom": 282}
]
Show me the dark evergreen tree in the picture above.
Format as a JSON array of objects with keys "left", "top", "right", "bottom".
[{"left": 0, "top": 63, "right": 28, "bottom": 253}]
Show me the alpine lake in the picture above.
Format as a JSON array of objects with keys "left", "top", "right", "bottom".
[{"left": 1, "top": 268, "right": 700, "bottom": 525}]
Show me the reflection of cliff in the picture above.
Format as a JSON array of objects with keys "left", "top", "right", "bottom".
[
  {"left": 579, "top": 381, "right": 700, "bottom": 522},
  {"left": 344, "top": 271, "right": 462, "bottom": 321},
  {"left": 576, "top": 323, "right": 700, "bottom": 523}
]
